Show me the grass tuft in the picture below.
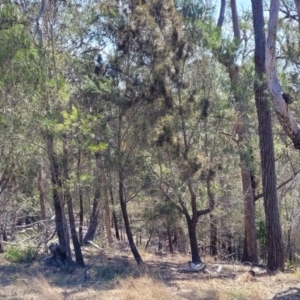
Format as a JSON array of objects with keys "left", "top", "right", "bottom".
[
  {"left": 28, "top": 273, "right": 63, "bottom": 300},
  {"left": 5, "top": 246, "right": 38, "bottom": 263}
]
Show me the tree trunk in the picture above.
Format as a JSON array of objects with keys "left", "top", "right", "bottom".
[
  {"left": 241, "top": 167, "right": 258, "bottom": 263},
  {"left": 217, "top": 0, "right": 258, "bottom": 263},
  {"left": 103, "top": 168, "right": 113, "bottom": 244},
  {"left": 187, "top": 182, "right": 202, "bottom": 263},
  {"left": 112, "top": 211, "right": 120, "bottom": 240},
  {"left": 252, "top": 0, "right": 285, "bottom": 271},
  {"left": 186, "top": 218, "right": 201, "bottom": 263},
  {"left": 77, "top": 151, "right": 84, "bottom": 245},
  {"left": 38, "top": 162, "right": 47, "bottom": 252},
  {"left": 167, "top": 221, "right": 173, "bottom": 254},
  {"left": 83, "top": 152, "right": 101, "bottom": 244},
  {"left": 265, "top": 0, "right": 300, "bottom": 148},
  {"left": 109, "top": 174, "right": 120, "bottom": 240},
  {"left": 210, "top": 213, "right": 218, "bottom": 256},
  {"left": 119, "top": 169, "right": 143, "bottom": 264},
  {"left": 63, "top": 138, "right": 84, "bottom": 266},
  {"left": 65, "top": 189, "right": 84, "bottom": 266},
  {"left": 45, "top": 133, "right": 72, "bottom": 264},
  {"left": 38, "top": 163, "right": 46, "bottom": 221}
]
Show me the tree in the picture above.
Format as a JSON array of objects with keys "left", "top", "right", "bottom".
[
  {"left": 252, "top": 0, "right": 285, "bottom": 271},
  {"left": 266, "top": 0, "right": 300, "bottom": 147},
  {"left": 216, "top": 0, "right": 258, "bottom": 263}
]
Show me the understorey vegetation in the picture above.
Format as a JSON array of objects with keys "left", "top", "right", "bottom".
[{"left": 1, "top": 1, "right": 300, "bottom": 297}]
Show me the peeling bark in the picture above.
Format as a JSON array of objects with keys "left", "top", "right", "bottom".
[{"left": 266, "top": 0, "right": 300, "bottom": 149}]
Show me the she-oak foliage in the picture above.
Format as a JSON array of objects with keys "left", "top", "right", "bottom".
[{"left": 0, "top": 0, "right": 297, "bottom": 269}]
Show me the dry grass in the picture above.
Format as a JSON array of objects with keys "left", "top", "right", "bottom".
[
  {"left": 1, "top": 250, "right": 300, "bottom": 300},
  {"left": 101, "top": 276, "right": 181, "bottom": 300},
  {"left": 25, "top": 273, "right": 64, "bottom": 300}
]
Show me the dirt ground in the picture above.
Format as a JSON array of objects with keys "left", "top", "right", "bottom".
[{"left": 0, "top": 243, "right": 300, "bottom": 300}]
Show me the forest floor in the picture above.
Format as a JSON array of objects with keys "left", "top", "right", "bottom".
[{"left": 0, "top": 241, "right": 300, "bottom": 300}]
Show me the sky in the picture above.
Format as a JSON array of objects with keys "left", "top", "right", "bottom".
[{"left": 236, "top": 0, "right": 252, "bottom": 10}]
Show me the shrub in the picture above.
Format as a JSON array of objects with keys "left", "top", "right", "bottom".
[
  {"left": 96, "top": 263, "right": 132, "bottom": 281},
  {"left": 5, "top": 246, "right": 38, "bottom": 263}
]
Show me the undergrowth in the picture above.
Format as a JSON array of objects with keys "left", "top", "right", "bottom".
[{"left": 5, "top": 246, "right": 38, "bottom": 263}]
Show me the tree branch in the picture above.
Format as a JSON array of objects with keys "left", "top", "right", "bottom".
[{"left": 255, "top": 169, "right": 300, "bottom": 201}]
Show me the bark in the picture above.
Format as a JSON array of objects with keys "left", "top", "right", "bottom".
[
  {"left": 63, "top": 138, "right": 84, "bottom": 266},
  {"left": 119, "top": 169, "right": 143, "bottom": 264},
  {"left": 77, "top": 151, "right": 84, "bottom": 245},
  {"left": 210, "top": 213, "right": 218, "bottom": 256},
  {"left": 102, "top": 168, "right": 113, "bottom": 244},
  {"left": 109, "top": 175, "right": 120, "bottom": 240},
  {"left": 230, "top": 0, "right": 240, "bottom": 39},
  {"left": 145, "top": 229, "right": 153, "bottom": 250},
  {"left": 252, "top": 0, "right": 285, "bottom": 271},
  {"left": 241, "top": 167, "right": 258, "bottom": 262},
  {"left": 266, "top": 0, "right": 300, "bottom": 149},
  {"left": 167, "top": 222, "right": 173, "bottom": 254},
  {"left": 287, "top": 226, "right": 293, "bottom": 261},
  {"left": 112, "top": 211, "right": 120, "bottom": 240},
  {"left": 83, "top": 153, "right": 101, "bottom": 244},
  {"left": 38, "top": 163, "right": 46, "bottom": 221},
  {"left": 217, "top": 0, "right": 226, "bottom": 27},
  {"left": 45, "top": 133, "right": 72, "bottom": 264},
  {"left": 38, "top": 162, "right": 47, "bottom": 253},
  {"left": 186, "top": 217, "right": 201, "bottom": 263}
]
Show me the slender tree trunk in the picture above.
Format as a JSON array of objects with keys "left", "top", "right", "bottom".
[
  {"left": 109, "top": 174, "right": 120, "bottom": 240},
  {"left": 145, "top": 229, "right": 153, "bottom": 250},
  {"left": 103, "top": 169, "right": 113, "bottom": 244},
  {"left": 83, "top": 153, "right": 101, "bottom": 244},
  {"left": 252, "top": 0, "right": 285, "bottom": 271},
  {"left": 210, "top": 213, "right": 218, "bottom": 256},
  {"left": 167, "top": 221, "right": 173, "bottom": 254},
  {"left": 187, "top": 182, "right": 202, "bottom": 263},
  {"left": 217, "top": 0, "right": 258, "bottom": 263},
  {"left": 241, "top": 167, "right": 258, "bottom": 262},
  {"left": 112, "top": 211, "right": 120, "bottom": 240},
  {"left": 63, "top": 138, "right": 84, "bottom": 266},
  {"left": 64, "top": 188, "right": 84, "bottom": 266},
  {"left": 38, "top": 162, "right": 47, "bottom": 252},
  {"left": 77, "top": 151, "right": 84, "bottom": 245},
  {"left": 38, "top": 163, "right": 46, "bottom": 221},
  {"left": 45, "top": 133, "right": 72, "bottom": 264},
  {"left": 119, "top": 169, "right": 143, "bottom": 264}
]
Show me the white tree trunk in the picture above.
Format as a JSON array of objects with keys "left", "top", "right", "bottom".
[{"left": 266, "top": 0, "right": 300, "bottom": 148}]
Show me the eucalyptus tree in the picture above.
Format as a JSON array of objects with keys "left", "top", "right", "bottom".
[
  {"left": 252, "top": 0, "right": 284, "bottom": 271},
  {"left": 215, "top": 0, "right": 258, "bottom": 263}
]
